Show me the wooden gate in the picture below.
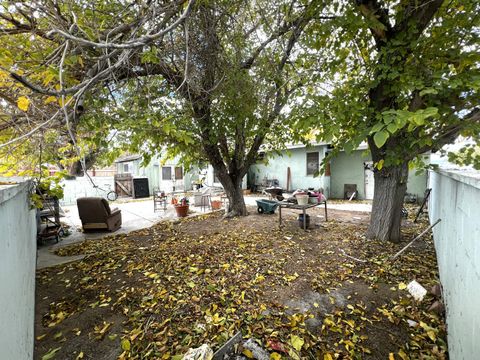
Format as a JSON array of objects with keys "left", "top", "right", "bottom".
[{"left": 114, "top": 174, "right": 133, "bottom": 197}]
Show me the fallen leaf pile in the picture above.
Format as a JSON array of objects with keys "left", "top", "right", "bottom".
[{"left": 36, "top": 207, "right": 447, "bottom": 359}]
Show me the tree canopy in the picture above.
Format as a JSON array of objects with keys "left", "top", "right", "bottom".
[
  {"left": 1, "top": 0, "right": 331, "bottom": 216},
  {"left": 1, "top": 0, "right": 479, "bottom": 230},
  {"left": 294, "top": 0, "right": 480, "bottom": 241}
]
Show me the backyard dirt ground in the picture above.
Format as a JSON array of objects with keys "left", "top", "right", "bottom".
[{"left": 34, "top": 204, "right": 446, "bottom": 360}]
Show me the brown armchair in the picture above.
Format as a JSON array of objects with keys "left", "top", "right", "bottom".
[{"left": 77, "top": 197, "right": 122, "bottom": 232}]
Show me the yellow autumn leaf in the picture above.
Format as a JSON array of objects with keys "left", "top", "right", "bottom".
[
  {"left": 398, "top": 282, "right": 407, "bottom": 290},
  {"left": 324, "top": 353, "right": 333, "bottom": 360},
  {"left": 58, "top": 96, "right": 72, "bottom": 107},
  {"left": 121, "top": 339, "right": 131, "bottom": 351},
  {"left": 242, "top": 349, "right": 254, "bottom": 358},
  {"left": 389, "top": 353, "right": 395, "bottom": 360},
  {"left": 75, "top": 352, "right": 84, "bottom": 360},
  {"left": 290, "top": 335, "right": 304, "bottom": 352},
  {"left": 270, "top": 352, "right": 282, "bottom": 360},
  {"left": 398, "top": 349, "right": 408, "bottom": 360},
  {"left": 377, "top": 159, "right": 384, "bottom": 170},
  {"left": 17, "top": 96, "right": 30, "bottom": 111},
  {"left": 44, "top": 96, "right": 57, "bottom": 104}
]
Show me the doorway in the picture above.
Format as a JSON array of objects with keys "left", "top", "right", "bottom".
[{"left": 364, "top": 162, "right": 374, "bottom": 200}]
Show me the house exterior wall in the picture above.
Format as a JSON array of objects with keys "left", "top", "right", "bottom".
[
  {"left": 428, "top": 170, "right": 480, "bottom": 360},
  {"left": 250, "top": 147, "right": 428, "bottom": 200},
  {"left": 115, "top": 156, "right": 194, "bottom": 193},
  {"left": 0, "top": 181, "right": 36, "bottom": 360},
  {"left": 330, "top": 150, "right": 371, "bottom": 199},
  {"left": 250, "top": 145, "right": 329, "bottom": 192},
  {"left": 116, "top": 160, "right": 140, "bottom": 176}
]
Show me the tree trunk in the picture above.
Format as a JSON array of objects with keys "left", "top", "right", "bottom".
[
  {"left": 66, "top": 152, "right": 97, "bottom": 177},
  {"left": 220, "top": 174, "right": 247, "bottom": 217},
  {"left": 367, "top": 162, "right": 408, "bottom": 242}
]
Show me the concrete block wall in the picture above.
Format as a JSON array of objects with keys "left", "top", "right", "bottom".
[
  {"left": 0, "top": 181, "right": 36, "bottom": 360},
  {"left": 429, "top": 170, "right": 480, "bottom": 359}
]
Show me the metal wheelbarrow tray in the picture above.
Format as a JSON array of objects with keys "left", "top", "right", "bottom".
[{"left": 255, "top": 199, "right": 279, "bottom": 214}]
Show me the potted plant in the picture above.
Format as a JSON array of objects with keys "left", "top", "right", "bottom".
[
  {"left": 174, "top": 197, "right": 189, "bottom": 217},
  {"left": 211, "top": 199, "right": 222, "bottom": 210}
]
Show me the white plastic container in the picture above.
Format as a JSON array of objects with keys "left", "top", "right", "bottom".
[{"left": 296, "top": 194, "right": 309, "bottom": 205}]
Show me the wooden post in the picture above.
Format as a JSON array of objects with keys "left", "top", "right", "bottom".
[
  {"left": 278, "top": 204, "right": 282, "bottom": 228},
  {"left": 287, "top": 167, "right": 291, "bottom": 192},
  {"left": 303, "top": 207, "right": 306, "bottom": 230}
]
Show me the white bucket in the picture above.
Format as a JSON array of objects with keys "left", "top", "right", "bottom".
[{"left": 296, "top": 194, "right": 309, "bottom": 205}]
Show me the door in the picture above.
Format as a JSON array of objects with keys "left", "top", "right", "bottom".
[
  {"left": 161, "top": 166, "right": 173, "bottom": 192},
  {"left": 364, "top": 162, "right": 375, "bottom": 200}
]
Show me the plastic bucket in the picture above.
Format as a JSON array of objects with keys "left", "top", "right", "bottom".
[
  {"left": 309, "top": 196, "right": 318, "bottom": 204},
  {"left": 298, "top": 214, "right": 310, "bottom": 228},
  {"left": 296, "top": 194, "right": 309, "bottom": 205}
]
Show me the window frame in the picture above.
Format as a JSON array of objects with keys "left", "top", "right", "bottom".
[
  {"left": 162, "top": 166, "right": 172, "bottom": 180},
  {"left": 175, "top": 166, "right": 183, "bottom": 180},
  {"left": 306, "top": 152, "right": 319, "bottom": 176}
]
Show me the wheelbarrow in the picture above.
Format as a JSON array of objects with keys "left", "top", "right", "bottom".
[{"left": 256, "top": 199, "right": 279, "bottom": 214}]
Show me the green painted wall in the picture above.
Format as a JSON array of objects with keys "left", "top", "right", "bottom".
[
  {"left": 330, "top": 150, "right": 428, "bottom": 200},
  {"left": 250, "top": 147, "right": 428, "bottom": 201},
  {"left": 249, "top": 145, "right": 328, "bottom": 191},
  {"left": 330, "top": 150, "right": 371, "bottom": 199}
]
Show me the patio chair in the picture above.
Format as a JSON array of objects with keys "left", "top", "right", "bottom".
[{"left": 77, "top": 197, "right": 122, "bottom": 232}]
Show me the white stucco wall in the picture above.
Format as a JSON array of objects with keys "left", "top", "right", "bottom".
[
  {"left": 60, "top": 176, "right": 115, "bottom": 205},
  {"left": 0, "top": 181, "right": 36, "bottom": 360},
  {"left": 428, "top": 170, "right": 480, "bottom": 359}
]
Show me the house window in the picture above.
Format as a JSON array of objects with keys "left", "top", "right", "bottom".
[
  {"left": 162, "top": 166, "right": 172, "bottom": 180},
  {"left": 175, "top": 167, "right": 183, "bottom": 180},
  {"left": 123, "top": 163, "right": 131, "bottom": 173},
  {"left": 306, "top": 152, "right": 319, "bottom": 175}
]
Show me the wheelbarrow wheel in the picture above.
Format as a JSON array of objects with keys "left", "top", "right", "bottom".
[{"left": 257, "top": 206, "right": 264, "bottom": 214}]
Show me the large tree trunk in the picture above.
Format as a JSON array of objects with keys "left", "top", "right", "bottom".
[
  {"left": 215, "top": 170, "right": 247, "bottom": 217},
  {"left": 223, "top": 176, "right": 247, "bottom": 217},
  {"left": 367, "top": 161, "right": 408, "bottom": 242}
]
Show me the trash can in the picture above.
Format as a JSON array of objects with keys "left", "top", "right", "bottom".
[{"left": 298, "top": 214, "right": 310, "bottom": 229}]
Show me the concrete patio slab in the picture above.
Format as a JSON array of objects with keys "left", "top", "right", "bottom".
[{"left": 36, "top": 197, "right": 215, "bottom": 269}]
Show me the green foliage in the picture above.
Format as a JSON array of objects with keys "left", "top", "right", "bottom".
[
  {"left": 30, "top": 171, "right": 66, "bottom": 208},
  {"left": 296, "top": 0, "right": 480, "bottom": 170},
  {"left": 447, "top": 143, "right": 480, "bottom": 170}
]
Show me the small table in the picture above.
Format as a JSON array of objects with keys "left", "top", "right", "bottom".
[{"left": 278, "top": 201, "right": 328, "bottom": 230}]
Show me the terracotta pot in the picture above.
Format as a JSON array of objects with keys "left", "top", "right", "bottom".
[
  {"left": 175, "top": 204, "right": 189, "bottom": 217},
  {"left": 211, "top": 200, "right": 222, "bottom": 210}
]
